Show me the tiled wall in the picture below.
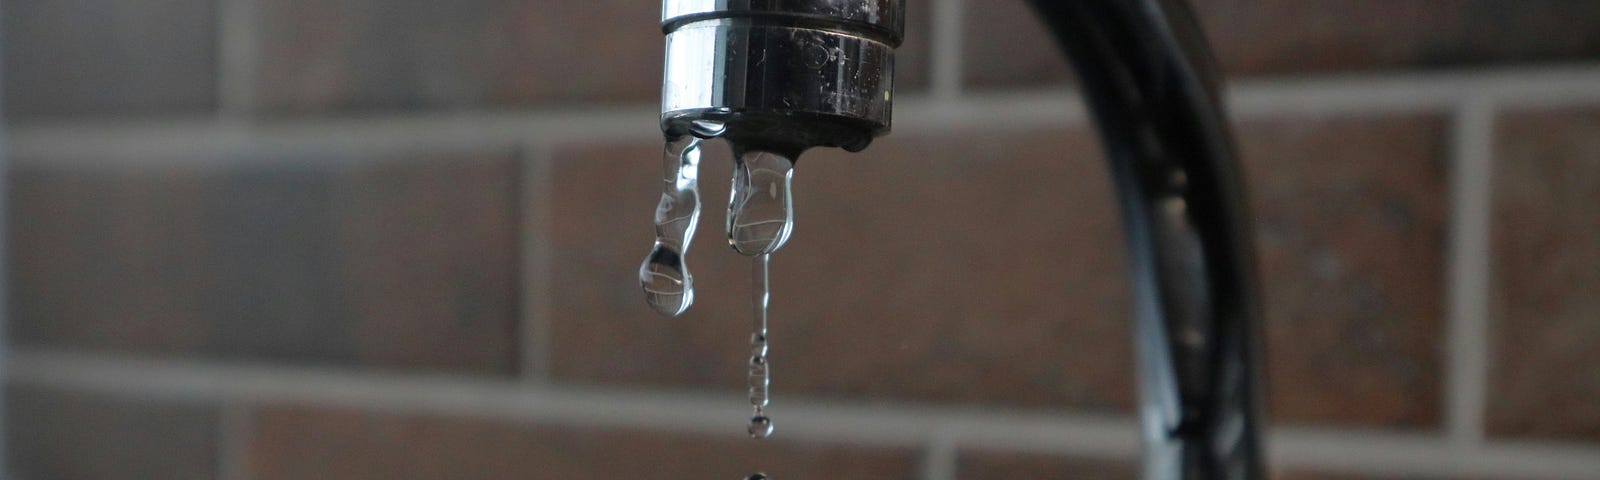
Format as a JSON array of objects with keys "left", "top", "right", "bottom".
[{"left": 5, "top": 1, "right": 1600, "bottom": 479}]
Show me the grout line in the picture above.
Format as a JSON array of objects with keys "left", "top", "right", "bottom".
[
  {"left": 1224, "top": 64, "right": 1600, "bottom": 114},
  {"left": 7, "top": 107, "right": 661, "bottom": 165},
  {"left": 0, "top": 11, "right": 9, "bottom": 468},
  {"left": 1444, "top": 97, "right": 1497, "bottom": 448},
  {"left": 1266, "top": 427, "right": 1600, "bottom": 479},
  {"left": 517, "top": 140, "right": 556, "bottom": 382},
  {"left": 11, "top": 349, "right": 1600, "bottom": 479},
  {"left": 919, "top": 434, "right": 959, "bottom": 480},
  {"left": 216, "top": 0, "right": 259, "bottom": 119},
  {"left": 14, "top": 64, "right": 1600, "bottom": 163},
  {"left": 5, "top": 348, "right": 1135, "bottom": 450},
  {"left": 217, "top": 402, "right": 255, "bottom": 480},
  {"left": 928, "top": 0, "right": 965, "bottom": 101}
]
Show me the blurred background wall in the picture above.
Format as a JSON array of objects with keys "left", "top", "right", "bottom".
[{"left": 3, "top": 0, "right": 1600, "bottom": 479}]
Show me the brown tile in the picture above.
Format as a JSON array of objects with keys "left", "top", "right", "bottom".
[
  {"left": 251, "top": 0, "right": 929, "bottom": 115},
  {"left": 10, "top": 152, "right": 520, "bottom": 373},
  {"left": 963, "top": 0, "right": 1600, "bottom": 88},
  {"left": 1239, "top": 113, "right": 1450, "bottom": 427},
  {"left": 960, "top": 0, "right": 1073, "bottom": 88},
  {"left": 2, "top": 0, "right": 216, "bottom": 120},
  {"left": 957, "top": 451, "right": 1136, "bottom": 480},
  {"left": 245, "top": 405, "right": 917, "bottom": 479},
  {"left": 1487, "top": 106, "right": 1600, "bottom": 442},
  {"left": 6, "top": 383, "right": 219, "bottom": 480},
  {"left": 547, "top": 128, "right": 1136, "bottom": 412}
]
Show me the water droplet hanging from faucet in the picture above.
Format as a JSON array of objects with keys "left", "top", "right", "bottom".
[
  {"left": 727, "top": 150, "right": 796, "bottom": 256},
  {"left": 638, "top": 128, "right": 796, "bottom": 443},
  {"left": 639, "top": 135, "right": 706, "bottom": 317}
]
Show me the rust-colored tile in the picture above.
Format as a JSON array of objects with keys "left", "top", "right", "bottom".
[
  {"left": 963, "top": 0, "right": 1600, "bottom": 88},
  {"left": 957, "top": 451, "right": 1136, "bottom": 480},
  {"left": 6, "top": 383, "right": 219, "bottom": 480},
  {"left": 251, "top": 0, "right": 929, "bottom": 115},
  {"left": 2, "top": 0, "right": 216, "bottom": 120},
  {"left": 1239, "top": 113, "right": 1450, "bottom": 428},
  {"left": 252, "top": 0, "right": 657, "bottom": 113},
  {"left": 960, "top": 0, "right": 1073, "bottom": 89},
  {"left": 547, "top": 128, "right": 1135, "bottom": 411},
  {"left": 1487, "top": 106, "right": 1600, "bottom": 443},
  {"left": 10, "top": 152, "right": 520, "bottom": 373},
  {"left": 245, "top": 405, "right": 917, "bottom": 479}
]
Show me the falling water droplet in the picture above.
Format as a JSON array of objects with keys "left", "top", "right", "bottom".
[
  {"left": 748, "top": 414, "right": 774, "bottom": 439},
  {"left": 640, "top": 135, "right": 705, "bottom": 316},
  {"left": 727, "top": 150, "right": 796, "bottom": 256}
]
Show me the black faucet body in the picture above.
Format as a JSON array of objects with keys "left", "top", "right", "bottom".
[{"left": 658, "top": 1, "right": 1266, "bottom": 478}]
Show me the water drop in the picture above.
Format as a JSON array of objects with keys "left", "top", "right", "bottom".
[
  {"left": 641, "top": 247, "right": 693, "bottom": 316},
  {"left": 640, "top": 135, "right": 705, "bottom": 316},
  {"left": 727, "top": 150, "right": 796, "bottom": 256},
  {"left": 748, "top": 414, "right": 774, "bottom": 439},
  {"left": 745, "top": 474, "right": 769, "bottom": 480}
]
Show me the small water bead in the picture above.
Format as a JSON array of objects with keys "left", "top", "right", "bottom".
[
  {"left": 748, "top": 414, "right": 774, "bottom": 439},
  {"left": 727, "top": 150, "right": 796, "bottom": 256},
  {"left": 640, "top": 135, "right": 706, "bottom": 317},
  {"left": 745, "top": 474, "right": 768, "bottom": 480}
]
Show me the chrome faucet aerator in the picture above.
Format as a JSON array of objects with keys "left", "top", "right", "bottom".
[{"left": 660, "top": 0, "right": 904, "bottom": 155}]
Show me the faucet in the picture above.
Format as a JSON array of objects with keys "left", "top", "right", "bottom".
[{"left": 651, "top": 1, "right": 1265, "bottom": 478}]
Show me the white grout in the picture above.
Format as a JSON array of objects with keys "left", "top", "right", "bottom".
[
  {"left": 1444, "top": 98, "right": 1497, "bottom": 449},
  {"left": 1225, "top": 64, "right": 1600, "bottom": 115},
  {"left": 5, "top": 107, "right": 660, "bottom": 166},
  {"left": 518, "top": 141, "right": 555, "bottom": 381},
  {"left": 928, "top": 0, "right": 965, "bottom": 101},
  {"left": 11, "top": 349, "right": 1600, "bottom": 479},
  {"left": 217, "top": 402, "right": 255, "bottom": 480},
  {"left": 13, "top": 64, "right": 1600, "bottom": 165},
  {"left": 216, "top": 0, "right": 259, "bottom": 118},
  {"left": 1267, "top": 427, "right": 1600, "bottom": 479},
  {"left": 918, "top": 434, "right": 959, "bottom": 480},
  {"left": 0, "top": 15, "right": 9, "bottom": 472}
]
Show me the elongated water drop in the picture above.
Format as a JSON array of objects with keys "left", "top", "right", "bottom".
[
  {"left": 727, "top": 150, "right": 796, "bottom": 256},
  {"left": 640, "top": 135, "right": 704, "bottom": 316}
]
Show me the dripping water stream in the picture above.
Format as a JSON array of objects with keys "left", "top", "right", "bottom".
[
  {"left": 639, "top": 132, "right": 798, "bottom": 478},
  {"left": 727, "top": 148, "right": 794, "bottom": 443},
  {"left": 633, "top": 132, "right": 790, "bottom": 480}
]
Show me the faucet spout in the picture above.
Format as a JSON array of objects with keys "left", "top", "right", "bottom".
[{"left": 655, "top": 1, "right": 1267, "bottom": 478}]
